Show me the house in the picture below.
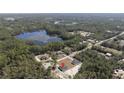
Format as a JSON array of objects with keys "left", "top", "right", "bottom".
[
  {"left": 106, "top": 53, "right": 112, "bottom": 57},
  {"left": 53, "top": 56, "right": 82, "bottom": 79},
  {"left": 54, "top": 21, "right": 60, "bottom": 24},
  {"left": 52, "top": 51, "right": 67, "bottom": 60},
  {"left": 77, "top": 31, "right": 93, "bottom": 37},
  {"left": 87, "top": 39, "right": 96, "bottom": 44},
  {"left": 35, "top": 52, "right": 82, "bottom": 78},
  {"left": 35, "top": 54, "right": 50, "bottom": 62},
  {"left": 4, "top": 17, "right": 15, "bottom": 21},
  {"left": 119, "top": 40, "right": 124, "bottom": 47},
  {"left": 35, "top": 54, "right": 54, "bottom": 69},
  {"left": 106, "top": 30, "right": 112, "bottom": 33},
  {"left": 118, "top": 59, "right": 124, "bottom": 63},
  {"left": 113, "top": 69, "right": 124, "bottom": 79}
]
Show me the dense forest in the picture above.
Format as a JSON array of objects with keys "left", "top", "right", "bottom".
[{"left": 74, "top": 50, "right": 116, "bottom": 79}]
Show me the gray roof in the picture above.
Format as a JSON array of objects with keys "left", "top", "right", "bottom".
[{"left": 71, "top": 59, "right": 81, "bottom": 65}]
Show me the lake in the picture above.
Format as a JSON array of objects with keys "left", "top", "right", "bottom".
[{"left": 16, "top": 30, "right": 62, "bottom": 45}]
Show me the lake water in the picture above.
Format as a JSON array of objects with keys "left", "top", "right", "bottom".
[{"left": 16, "top": 30, "right": 62, "bottom": 45}]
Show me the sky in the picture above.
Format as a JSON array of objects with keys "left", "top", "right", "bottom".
[{"left": 0, "top": 0, "right": 124, "bottom": 13}]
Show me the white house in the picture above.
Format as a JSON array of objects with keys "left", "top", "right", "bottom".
[{"left": 55, "top": 56, "right": 82, "bottom": 78}]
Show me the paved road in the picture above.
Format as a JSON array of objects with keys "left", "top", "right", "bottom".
[
  {"left": 95, "top": 31, "right": 124, "bottom": 45},
  {"left": 69, "top": 31, "right": 124, "bottom": 57},
  {"left": 69, "top": 43, "right": 93, "bottom": 57}
]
